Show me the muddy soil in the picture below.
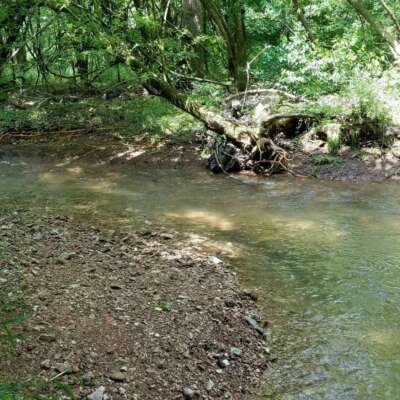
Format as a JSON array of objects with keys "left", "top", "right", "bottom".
[
  {"left": 2, "top": 131, "right": 400, "bottom": 182},
  {"left": 289, "top": 143, "right": 400, "bottom": 182},
  {"left": 0, "top": 211, "right": 269, "bottom": 400}
]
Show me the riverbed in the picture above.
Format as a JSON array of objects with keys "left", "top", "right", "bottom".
[{"left": 1, "top": 148, "right": 400, "bottom": 399}]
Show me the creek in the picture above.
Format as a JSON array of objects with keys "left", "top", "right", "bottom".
[{"left": 1, "top": 150, "right": 400, "bottom": 399}]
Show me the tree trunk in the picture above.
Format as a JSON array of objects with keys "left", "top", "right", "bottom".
[
  {"left": 347, "top": 0, "right": 400, "bottom": 60},
  {"left": 146, "top": 78, "right": 255, "bottom": 146},
  {"left": 182, "top": 0, "right": 206, "bottom": 76},
  {"left": 201, "top": 0, "right": 247, "bottom": 92}
]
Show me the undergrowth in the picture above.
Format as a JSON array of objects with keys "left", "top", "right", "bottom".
[
  {"left": 0, "top": 88, "right": 202, "bottom": 144},
  {"left": 311, "top": 154, "right": 344, "bottom": 166}
]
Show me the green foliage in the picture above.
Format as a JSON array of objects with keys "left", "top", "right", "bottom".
[
  {"left": 311, "top": 154, "right": 344, "bottom": 166},
  {"left": 0, "top": 378, "right": 74, "bottom": 400},
  {"left": 0, "top": 94, "right": 202, "bottom": 143},
  {"left": 327, "top": 134, "right": 341, "bottom": 155}
]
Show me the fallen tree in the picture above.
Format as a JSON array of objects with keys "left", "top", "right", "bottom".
[{"left": 147, "top": 78, "right": 314, "bottom": 174}]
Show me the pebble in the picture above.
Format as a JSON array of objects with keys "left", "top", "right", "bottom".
[
  {"left": 109, "top": 371, "right": 126, "bottom": 382},
  {"left": 182, "top": 387, "right": 194, "bottom": 399},
  {"left": 82, "top": 372, "right": 94, "bottom": 386},
  {"left": 110, "top": 283, "right": 123, "bottom": 290},
  {"left": 54, "top": 362, "right": 72, "bottom": 373},
  {"left": 230, "top": 347, "right": 242, "bottom": 357},
  {"left": 40, "top": 359, "right": 51, "bottom": 369},
  {"left": 208, "top": 256, "right": 223, "bottom": 265},
  {"left": 38, "top": 334, "right": 56, "bottom": 343},
  {"left": 218, "top": 358, "right": 230, "bottom": 368},
  {"left": 206, "top": 379, "right": 215, "bottom": 391},
  {"left": 38, "top": 291, "right": 48, "bottom": 301},
  {"left": 87, "top": 386, "right": 105, "bottom": 400}
]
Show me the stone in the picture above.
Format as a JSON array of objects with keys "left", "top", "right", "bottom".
[
  {"left": 38, "top": 291, "right": 48, "bottom": 301},
  {"left": 82, "top": 372, "right": 94, "bottom": 386},
  {"left": 207, "top": 142, "right": 240, "bottom": 174},
  {"left": 206, "top": 379, "right": 215, "bottom": 392},
  {"left": 54, "top": 362, "right": 72, "bottom": 373},
  {"left": 208, "top": 256, "right": 223, "bottom": 265},
  {"left": 110, "top": 283, "right": 123, "bottom": 290},
  {"left": 38, "top": 334, "right": 56, "bottom": 343},
  {"left": 87, "top": 386, "right": 105, "bottom": 400},
  {"left": 160, "top": 233, "right": 174, "bottom": 240},
  {"left": 218, "top": 358, "right": 230, "bottom": 368},
  {"left": 224, "top": 300, "right": 236, "bottom": 308},
  {"left": 245, "top": 316, "right": 266, "bottom": 337},
  {"left": 40, "top": 359, "right": 51, "bottom": 369},
  {"left": 230, "top": 347, "right": 242, "bottom": 357},
  {"left": 182, "top": 387, "right": 194, "bottom": 399},
  {"left": 109, "top": 371, "right": 126, "bottom": 382}
]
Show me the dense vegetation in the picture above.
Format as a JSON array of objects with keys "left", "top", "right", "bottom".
[
  {"left": 1, "top": 0, "right": 400, "bottom": 160},
  {"left": 1, "top": 0, "right": 400, "bottom": 93}
]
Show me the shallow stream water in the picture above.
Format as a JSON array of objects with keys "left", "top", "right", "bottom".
[{"left": 1, "top": 150, "right": 400, "bottom": 399}]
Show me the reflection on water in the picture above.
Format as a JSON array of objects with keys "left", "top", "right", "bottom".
[{"left": 2, "top": 153, "right": 400, "bottom": 399}]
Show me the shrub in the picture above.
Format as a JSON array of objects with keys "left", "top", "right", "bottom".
[{"left": 327, "top": 134, "right": 341, "bottom": 155}]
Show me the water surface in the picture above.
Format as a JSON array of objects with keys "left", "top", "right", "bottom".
[{"left": 1, "top": 152, "right": 400, "bottom": 399}]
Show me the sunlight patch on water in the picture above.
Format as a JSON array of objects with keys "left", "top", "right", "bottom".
[{"left": 165, "top": 209, "right": 236, "bottom": 231}]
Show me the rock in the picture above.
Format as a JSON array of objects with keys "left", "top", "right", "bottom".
[
  {"left": 38, "top": 290, "right": 48, "bottom": 301},
  {"left": 207, "top": 142, "right": 241, "bottom": 174},
  {"left": 88, "top": 386, "right": 105, "bottom": 400},
  {"left": 110, "top": 283, "right": 123, "bottom": 290},
  {"left": 242, "top": 289, "right": 258, "bottom": 301},
  {"left": 206, "top": 379, "right": 215, "bottom": 392},
  {"left": 245, "top": 316, "right": 266, "bottom": 337},
  {"left": 218, "top": 358, "right": 230, "bottom": 368},
  {"left": 60, "top": 251, "right": 76, "bottom": 260},
  {"left": 109, "top": 371, "right": 126, "bottom": 382},
  {"left": 182, "top": 387, "right": 194, "bottom": 399},
  {"left": 208, "top": 256, "right": 223, "bottom": 265},
  {"left": 391, "top": 141, "right": 400, "bottom": 158},
  {"left": 54, "top": 362, "right": 72, "bottom": 373},
  {"left": 224, "top": 300, "right": 236, "bottom": 308},
  {"left": 82, "top": 372, "right": 94, "bottom": 386},
  {"left": 160, "top": 233, "right": 174, "bottom": 240},
  {"left": 40, "top": 359, "right": 51, "bottom": 369},
  {"left": 230, "top": 347, "right": 242, "bottom": 357},
  {"left": 38, "top": 334, "right": 56, "bottom": 343}
]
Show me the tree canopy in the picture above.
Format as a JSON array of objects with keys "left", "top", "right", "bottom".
[{"left": 1, "top": 0, "right": 400, "bottom": 96}]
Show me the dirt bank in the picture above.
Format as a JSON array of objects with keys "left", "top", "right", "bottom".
[
  {"left": 2, "top": 131, "right": 400, "bottom": 182},
  {"left": 0, "top": 211, "right": 269, "bottom": 400}
]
